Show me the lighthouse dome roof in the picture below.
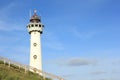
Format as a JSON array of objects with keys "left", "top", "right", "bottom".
[
  {"left": 30, "top": 11, "right": 41, "bottom": 23},
  {"left": 31, "top": 14, "right": 40, "bottom": 20}
]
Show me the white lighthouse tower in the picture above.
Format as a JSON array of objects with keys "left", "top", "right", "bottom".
[{"left": 27, "top": 10, "right": 44, "bottom": 72}]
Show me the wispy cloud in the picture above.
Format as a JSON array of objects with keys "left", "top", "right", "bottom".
[
  {"left": 54, "top": 57, "right": 98, "bottom": 67},
  {"left": 112, "top": 70, "right": 120, "bottom": 74},
  {"left": 0, "top": 46, "right": 29, "bottom": 64},
  {"left": 98, "top": 78, "right": 120, "bottom": 80},
  {"left": 69, "top": 27, "right": 97, "bottom": 39},
  {"left": 111, "top": 58, "right": 120, "bottom": 65},
  {"left": 43, "top": 31, "right": 64, "bottom": 50},
  {"left": 61, "top": 74, "right": 75, "bottom": 78},
  {"left": 91, "top": 71, "right": 107, "bottom": 75},
  {"left": 86, "top": 0, "right": 109, "bottom": 6},
  {"left": 0, "top": 20, "right": 24, "bottom": 31},
  {"left": 45, "top": 57, "right": 98, "bottom": 67},
  {"left": 0, "top": 1, "right": 16, "bottom": 18},
  {"left": 66, "top": 58, "right": 97, "bottom": 66},
  {"left": 0, "top": 1, "right": 24, "bottom": 31}
]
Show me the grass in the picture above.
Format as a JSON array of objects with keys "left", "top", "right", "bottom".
[{"left": 0, "top": 60, "right": 52, "bottom": 80}]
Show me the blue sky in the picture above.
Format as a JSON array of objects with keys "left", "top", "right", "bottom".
[{"left": 0, "top": 0, "right": 120, "bottom": 80}]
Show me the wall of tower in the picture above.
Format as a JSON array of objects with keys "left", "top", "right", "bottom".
[{"left": 30, "top": 31, "right": 42, "bottom": 71}]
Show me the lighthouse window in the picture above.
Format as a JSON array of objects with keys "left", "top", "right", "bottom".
[
  {"left": 31, "top": 24, "right": 34, "bottom": 27},
  {"left": 33, "top": 43, "right": 37, "bottom": 46},
  {"left": 35, "top": 24, "right": 38, "bottom": 27},
  {"left": 33, "top": 55, "right": 37, "bottom": 59},
  {"left": 39, "top": 25, "right": 41, "bottom": 27}
]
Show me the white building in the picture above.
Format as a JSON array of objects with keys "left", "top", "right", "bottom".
[{"left": 27, "top": 10, "right": 44, "bottom": 73}]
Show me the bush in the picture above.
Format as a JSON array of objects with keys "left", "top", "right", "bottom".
[{"left": 0, "top": 61, "right": 4, "bottom": 64}]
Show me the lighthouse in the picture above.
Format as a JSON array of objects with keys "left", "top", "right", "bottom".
[{"left": 27, "top": 10, "right": 44, "bottom": 72}]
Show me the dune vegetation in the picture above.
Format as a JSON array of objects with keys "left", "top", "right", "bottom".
[{"left": 0, "top": 60, "right": 51, "bottom": 80}]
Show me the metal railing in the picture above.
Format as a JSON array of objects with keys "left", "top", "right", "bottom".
[{"left": 0, "top": 56, "right": 64, "bottom": 80}]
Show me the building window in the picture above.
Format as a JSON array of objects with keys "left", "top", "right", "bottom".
[
  {"left": 31, "top": 24, "right": 34, "bottom": 27},
  {"left": 33, "top": 55, "right": 37, "bottom": 59},
  {"left": 33, "top": 43, "right": 37, "bottom": 46},
  {"left": 35, "top": 24, "right": 38, "bottom": 27},
  {"left": 39, "top": 25, "right": 41, "bottom": 27}
]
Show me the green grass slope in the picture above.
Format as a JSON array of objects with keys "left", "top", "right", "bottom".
[{"left": 0, "top": 61, "right": 51, "bottom": 80}]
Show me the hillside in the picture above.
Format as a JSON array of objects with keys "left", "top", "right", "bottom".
[{"left": 0, "top": 60, "right": 51, "bottom": 80}]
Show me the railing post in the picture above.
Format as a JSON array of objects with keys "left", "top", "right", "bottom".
[
  {"left": 19, "top": 65, "right": 20, "bottom": 69},
  {"left": 8, "top": 62, "right": 10, "bottom": 67},
  {"left": 43, "top": 74, "right": 46, "bottom": 80},
  {"left": 25, "top": 66, "right": 27, "bottom": 73},
  {"left": 4, "top": 60, "right": 5, "bottom": 66}
]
